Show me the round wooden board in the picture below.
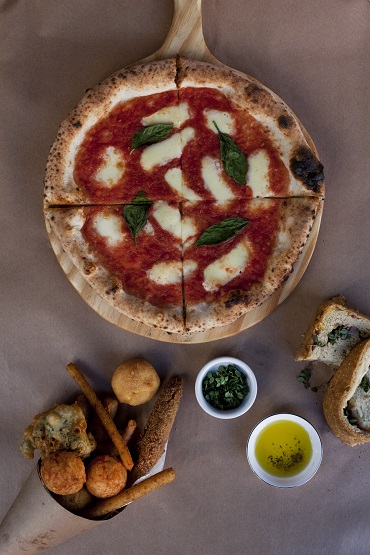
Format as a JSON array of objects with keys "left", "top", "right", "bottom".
[{"left": 45, "top": 0, "right": 324, "bottom": 344}]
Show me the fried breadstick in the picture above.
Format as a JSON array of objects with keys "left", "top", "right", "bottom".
[
  {"left": 83, "top": 468, "right": 175, "bottom": 519},
  {"left": 129, "top": 377, "right": 182, "bottom": 485},
  {"left": 66, "top": 363, "right": 133, "bottom": 471}
]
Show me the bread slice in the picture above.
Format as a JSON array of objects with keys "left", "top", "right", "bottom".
[
  {"left": 323, "top": 338, "right": 370, "bottom": 446},
  {"left": 295, "top": 296, "right": 370, "bottom": 366}
]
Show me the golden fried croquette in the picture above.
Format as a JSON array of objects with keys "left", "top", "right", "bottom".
[
  {"left": 20, "top": 402, "right": 96, "bottom": 460},
  {"left": 41, "top": 451, "right": 86, "bottom": 495},
  {"left": 86, "top": 455, "right": 127, "bottom": 498},
  {"left": 111, "top": 359, "right": 160, "bottom": 406},
  {"left": 55, "top": 486, "right": 94, "bottom": 514}
]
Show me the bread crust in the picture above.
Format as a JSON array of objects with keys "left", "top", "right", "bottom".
[
  {"left": 323, "top": 338, "right": 370, "bottom": 446},
  {"left": 177, "top": 57, "right": 324, "bottom": 197},
  {"left": 295, "top": 296, "right": 370, "bottom": 365},
  {"left": 44, "top": 58, "right": 178, "bottom": 205}
]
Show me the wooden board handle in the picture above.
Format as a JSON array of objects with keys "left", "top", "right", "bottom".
[{"left": 137, "top": 0, "right": 220, "bottom": 65}]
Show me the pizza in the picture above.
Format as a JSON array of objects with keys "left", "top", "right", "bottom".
[{"left": 44, "top": 57, "right": 324, "bottom": 333}]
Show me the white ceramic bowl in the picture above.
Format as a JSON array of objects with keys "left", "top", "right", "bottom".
[
  {"left": 195, "top": 356, "right": 257, "bottom": 419},
  {"left": 247, "top": 413, "right": 322, "bottom": 488}
]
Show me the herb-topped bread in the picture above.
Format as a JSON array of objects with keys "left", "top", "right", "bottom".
[
  {"left": 295, "top": 296, "right": 370, "bottom": 366},
  {"left": 323, "top": 338, "right": 370, "bottom": 446}
]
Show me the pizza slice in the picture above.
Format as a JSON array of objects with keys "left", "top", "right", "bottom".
[
  {"left": 181, "top": 197, "right": 320, "bottom": 332},
  {"left": 44, "top": 58, "right": 193, "bottom": 205},
  {"left": 177, "top": 57, "right": 324, "bottom": 201},
  {"left": 45, "top": 199, "right": 184, "bottom": 332}
]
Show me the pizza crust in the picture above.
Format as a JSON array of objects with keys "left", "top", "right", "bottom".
[
  {"left": 184, "top": 197, "right": 320, "bottom": 332},
  {"left": 44, "top": 58, "right": 178, "bottom": 206},
  {"left": 44, "top": 207, "right": 184, "bottom": 333},
  {"left": 177, "top": 57, "right": 324, "bottom": 198}
]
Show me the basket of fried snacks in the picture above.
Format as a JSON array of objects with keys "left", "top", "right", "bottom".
[{"left": 0, "top": 362, "right": 182, "bottom": 554}]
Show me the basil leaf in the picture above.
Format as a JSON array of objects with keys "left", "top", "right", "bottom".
[
  {"left": 195, "top": 217, "right": 249, "bottom": 247},
  {"left": 123, "top": 192, "right": 152, "bottom": 244},
  {"left": 213, "top": 121, "right": 247, "bottom": 185},
  {"left": 131, "top": 190, "right": 152, "bottom": 205},
  {"left": 131, "top": 123, "right": 173, "bottom": 150}
]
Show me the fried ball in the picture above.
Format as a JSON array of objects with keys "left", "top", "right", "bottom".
[
  {"left": 41, "top": 451, "right": 86, "bottom": 495},
  {"left": 111, "top": 359, "right": 160, "bottom": 406},
  {"left": 86, "top": 455, "right": 127, "bottom": 498},
  {"left": 55, "top": 486, "right": 94, "bottom": 514}
]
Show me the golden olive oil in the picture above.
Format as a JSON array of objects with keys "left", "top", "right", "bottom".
[{"left": 255, "top": 420, "right": 312, "bottom": 477}]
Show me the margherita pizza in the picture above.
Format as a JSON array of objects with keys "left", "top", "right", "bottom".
[{"left": 44, "top": 57, "right": 324, "bottom": 333}]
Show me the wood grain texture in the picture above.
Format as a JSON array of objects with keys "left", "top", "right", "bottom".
[{"left": 45, "top": 0, "right": 323, "bottom": 343}]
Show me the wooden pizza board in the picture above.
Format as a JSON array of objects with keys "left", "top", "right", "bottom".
[{"left": 45, "top": 0, "right": 324, "bottom": 344}]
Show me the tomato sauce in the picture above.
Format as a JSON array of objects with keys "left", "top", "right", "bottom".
[
  {"left": 182, "top": 200, "right": 280, "bottom": 304},
  {"left": 74, "top": 91, "right": 181, "bottom": 204},
  {"left": 81, "top": 204, "right": 183, "bottom": 307},
  {"left": 178, "top": 87, "right": 289, "bottom": 198}
]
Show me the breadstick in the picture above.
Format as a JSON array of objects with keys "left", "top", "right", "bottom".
[
  {"left": 128, "top": 376, "right": 182, "bottom": 485},
  {"left": 83, "top": 468, "right": 175, "bottom": 519},
  {"left": 121, "top": 419, "right": 137, "bottom": 444},
  {"left": 66, "top": 363, "right": 133, "bottom": 471}
]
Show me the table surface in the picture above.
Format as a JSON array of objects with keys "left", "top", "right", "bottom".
[{"left": 1, "top": 1, "right": 370, "bottom": 554}]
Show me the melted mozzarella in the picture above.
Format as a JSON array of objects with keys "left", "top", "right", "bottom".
[
  {"left": 164, "top": 168, "right": 182, "bottom": 195},
  {"left": 95, "top": 146, "right": 125, "bottom": 187},
  {"left": 93, "top": 213, "right": 124, "bottom": 247},
  {"left": 203, "top": 242, "right": 250, "bottom": 292},
  {"left": 147, "top": 261, "right": 182, "bottom": 285},
  {"left": 247, "top": 149, "right": 271, "bottom": 196},
  {"left": 152, "top": 201, "right": 181, "bottom": 239},
  {"left": 181, "top": 215, "right": 198, "bottom": 246},
  {"left": 164, "top": 168, "right": 202, "bottom": 201},
  {"left": 183, "top": 260, "right": 198, "bottom": 278},
  {"left": 201, "top": 157, "right": 234, "bottom": 200},
  {"left": 204, "top": 109, "right": 235, "bottom": 135},
  {"left": 141, "top": 127, "right": 194, "bottom": 172},
  {"left": 141, "top": 102, "right": 189, "bottom": 128}
]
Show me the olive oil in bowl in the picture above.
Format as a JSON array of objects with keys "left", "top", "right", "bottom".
[
  {"left": 255, "top": 420, "right": 312, "bottom": 477},
  {"left": 247, "top": 414, "right": 322, "bottom": 488}
]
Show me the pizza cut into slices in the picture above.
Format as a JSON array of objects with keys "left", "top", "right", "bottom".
[
  {"left": 45, "top": 200, "right": 184, "bottom": 332},
  {"left": 177, "top": 57, "right": 324, "bottom": 201},
  {"left": 43, "top": 56, "right": 325, "bottom": 334},
  {"left": 181, "top": 197, "right": 320, "bottom": 332}
]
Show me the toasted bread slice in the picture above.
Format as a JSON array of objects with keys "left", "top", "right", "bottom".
[
  {"left": 295, "top": 296, "right": 370, "bottom": 366},
  {"left": 323, "top": 338, "right": 370, "bottom": 446}
]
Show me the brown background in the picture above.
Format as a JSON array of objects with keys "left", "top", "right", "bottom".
[{"left": 1, "top": 0, "right": 370, "bottom": 553}]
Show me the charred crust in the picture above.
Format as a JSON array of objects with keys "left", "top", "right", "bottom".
[
  {"left": 225, "top": 290, "right": 249, "bottom": 309},
  {"left": 83, "top": 262, "right": 96, "bottom": 276},
  {"left": 72, "top": 120, "right": 82, "bottom": 128},
  {"left": 244, "top": 83, "right": 265, "bottom": 105},
  {"left": 278, "top": 114, "right": 293, "bottom": 129},
  {"left": 106, "top": 285, "right": 119, "bottom": 295},
  {"left": 290, "top": 147, "right": 324, "bottom": 192}
]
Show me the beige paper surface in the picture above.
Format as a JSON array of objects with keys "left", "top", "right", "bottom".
[{"left": 1, "top": 1, "right": 370, "bottom": 554}]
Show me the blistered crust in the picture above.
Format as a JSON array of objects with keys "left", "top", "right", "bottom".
[
  {"left": 177, "top": 57, "right": 324, "bottom": 198},
  {"left": 44, "top": 58, "right": 178, "bottom": 205},
  {"left": 44, "top": 207, "right": 184, "bottom": 332},
  {"left": 185, "top": 198, "right": 320, "bottom": 332},
  {"left": 323, "top": 338, "right": 370, "bottom": 446}
]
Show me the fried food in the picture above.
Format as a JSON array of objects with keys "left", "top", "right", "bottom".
[
  {"left": 111, "top": 359, "right": 160, "bottom": 406},
  {"left": 66, "top": 363, "right": 134, "bottom": 471},
  {"left": 83, "top": 467, "right": 176, "bottom": 519},
  {"left": 129, "top": 377, "right": 183, "bottom": 485},
  {"left": 20, "top": 402, "right": 96, "bottom": 460},
  {"left": 55, "top": 486, "right": 94, "bottom": 513},
  {"left": 86, "top": 455, "right": 127, "bottom": 498},
  {"left": 41, "top": 451, "right": 86, "bottom": 495}
]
